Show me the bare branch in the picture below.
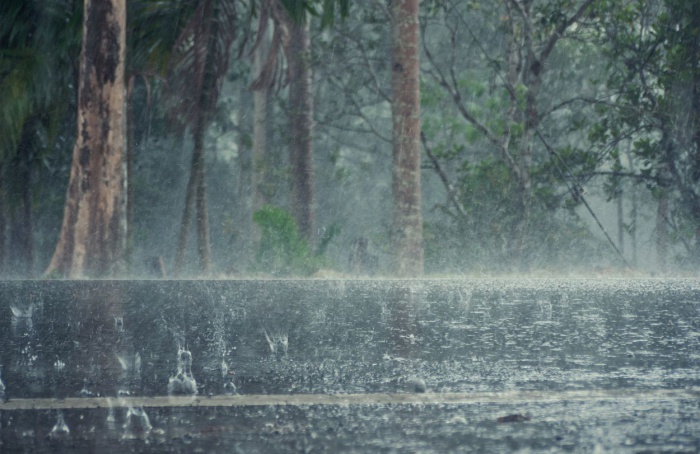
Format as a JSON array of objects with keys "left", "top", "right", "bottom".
[
  {"left": 421, "top": 132, "right": 468, "bottom": 220},
  {"left": 539, "top": 0, "right": 596, "bottom": 64},
  {"left": 421, "top": 21, "right": 521, "bottom": 178}
]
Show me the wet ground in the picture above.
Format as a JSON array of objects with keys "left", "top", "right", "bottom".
[{"left": 0, "top": 279, "right": 699, "bottom": 452}]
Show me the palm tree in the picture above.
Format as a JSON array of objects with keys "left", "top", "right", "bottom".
[{"left": 1, "top": 0, "right": 81, "bottom": 276}]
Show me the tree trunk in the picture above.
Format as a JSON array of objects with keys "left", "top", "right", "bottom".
[
  {"left": 173, "top": 0, "right": 216, "bottom": 276},
  {"left": 0, "top": 163, "right": 5, "bottom": 277},
  {"left": 195, "top": 123, "right": 211, "bottom": 273},
  {"left": 617, "top": 190, "right": 625, "bottom": 255},
  {"left": 45, "top": 0, "right": 126, "bottom": 278},
  {"left": 390, "top": 0, "right": 424, "bottom": 276},
  {"left": 656, "top": 190, "right": 669, "bottom": 273},
  {"left": 252, "top": 33, "right": 270, "bottom": 245},
  {"left": 631, "top": 182, "right": 638, "bottom": 266},
  {"left": 235, "top": 81, "right": 253, "bottom": 270},
  {"left": 125, "top": 77, "right": 135, "bottom": 274},
  {"left": 173, "top": 147, "right": 199, "bottom": 276},
  {"left": 288, "top": 18, "right": 315, "bottom": 243}
]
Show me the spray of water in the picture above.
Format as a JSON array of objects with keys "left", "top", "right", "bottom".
[
  {"left": 167, "top": 345, "right": 197, "bottom": 395},
  {"left": 48, "top": 411, "right": 70, "bottom": 439}
]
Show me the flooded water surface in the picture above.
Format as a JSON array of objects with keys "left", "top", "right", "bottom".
[{"left": 0, "top": 279, "right": 698, "bottom": 452}]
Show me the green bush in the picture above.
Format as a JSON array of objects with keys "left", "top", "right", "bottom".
[{"left": 251, "top": 205, "right": 324, "bottom": 276}]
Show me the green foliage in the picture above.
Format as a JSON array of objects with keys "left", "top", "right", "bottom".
[
  {"left": 279, "top": 0, "right": 350, "bottom": 28},
  {"left": 251, "top": 205, "right": 325, "bottom": 276}
]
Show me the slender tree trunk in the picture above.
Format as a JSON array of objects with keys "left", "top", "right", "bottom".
[
  {"left": 45, "top": 0, "right": 127, "bottom": 278},
  {"left": 235, "top": 82, "right": 253, "bottom": 269},
  {"left": 617, "top": 190, "right": 625, "bottom": 255},
  {"left": 390, "top": 0, "right": 424, "bottom": 276},
  {"left": 173, "top": 0, "right": 216, "bottom": 276},
  {"left": 656, "top": 190, "right": 669, "bottom": 273},
  {"left": 631, "top": 182, "right": 638, "bottom": 266},
  {"left": 173, "top": 148, "right": 199, "bottom": 276},
  {"left": 288, "top": 17, "right": 315, "bottom": 243},
  {"left": 126, "top": 77, "right": 135, "bottom": 274},
  {"left": 0, "top": 163, "right": 5, "bottom": 277},
  {"left": 195, "top": 123, "right": 211, "bottom": 273},
  {"left": 252, "top": 34, "right": 270, "bottom": 245}
]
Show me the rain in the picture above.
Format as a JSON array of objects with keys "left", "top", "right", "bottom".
[{"left": 1, "top": 0, "right": 700, "bottom": 452}]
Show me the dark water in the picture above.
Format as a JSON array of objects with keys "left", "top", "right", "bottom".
[{"left": 0, "top": 279, "right": 699, "bottom": 452}]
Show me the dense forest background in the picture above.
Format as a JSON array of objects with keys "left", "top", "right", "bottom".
[{"left": 1, "top": 0, "right": 699, "bottom": 278}]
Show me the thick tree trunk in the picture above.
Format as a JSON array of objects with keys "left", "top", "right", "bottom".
[
  {"left": 46, "top": 0, "right": 126, "bottom": 278},
  {"left": 390, "top": 0, "right": 424, "bottom": 276},
  {"left": 288, "top": 18, "right": 315, "bottom": 243}
]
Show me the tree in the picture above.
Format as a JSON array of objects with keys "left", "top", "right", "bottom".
[
  {"left": 288, "top": 16, "right": 316, "bottom": 243},
  {"left": 46, "top": 0, "right": 127, "bottom": 278},
  {"left": 170, "top": 0, "right": 238, "bottom": 276},
  {"left": 594, "top": 0, "right": 700, "bottom": 267},
  {"left": 421, "top": 0, "right": 600, "bottom": 270},
  {"left": 390, "top": 0, "right": 424, "bottom": 276}
]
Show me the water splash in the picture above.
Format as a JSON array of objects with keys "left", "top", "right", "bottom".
[
  {"left": 221, "top": 358, "right": 237, "bottom": 394},
  {"left": 116, "top": 352, "right": 142, "bottom": 396},
  {"left": 0, "top": 367, "right": 5, "bottom": 399},
  {"left": 48, "top": 411, "right": 70, "bottom": 439},
  {"left": 53, "top": 358, "right": 66, "bottom": 372},
  {"left": 124, "top": 406, "right": 152, "bottom": 433},
  {"left": 10, "top": 304, "right": 34, "bottom": 335},
  {"left": 106, "top": 398, "right": 117, "bottom": 427},
  {"left": 263, "top": 329, "right": 289, "bottom": 355},
  {"left": 114, "top": 316, "right": 125, "bottom": 334},
  {"left": 77, "top": 379, "right": 93, "bottom": 398},
  {"left": 167, "top": 346, "right": 197, "bottom": 395}
]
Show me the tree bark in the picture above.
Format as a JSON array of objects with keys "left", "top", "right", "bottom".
[
  {"left": 45, "top": 0, "right": 126, "bottom": 278},
  {"left": 288, "top": 17, "right": 316, "bottom": 243},
  {"left": 390, "top": 0, "right": 424, "bottom": 276}
]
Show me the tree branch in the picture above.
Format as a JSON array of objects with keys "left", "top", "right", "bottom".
[{"left": 421, "top": 132, "right": 468, "bottom": 220}]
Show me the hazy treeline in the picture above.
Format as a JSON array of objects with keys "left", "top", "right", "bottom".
[{"left": 1, "top": 0, "right": 698, "bottom": 277}]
